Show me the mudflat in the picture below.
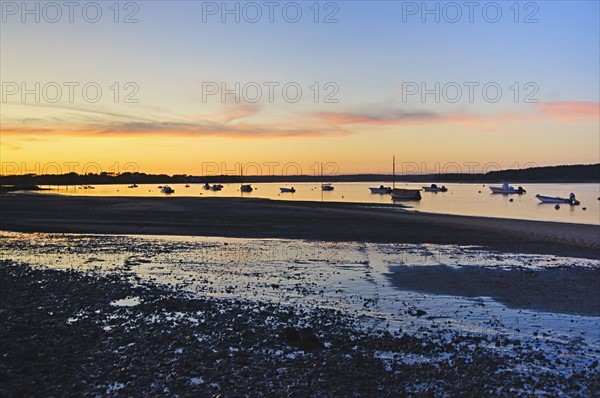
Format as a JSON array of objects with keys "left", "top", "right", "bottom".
[{"left": 1, "top": 194, "right": 598, "bottom": 259}]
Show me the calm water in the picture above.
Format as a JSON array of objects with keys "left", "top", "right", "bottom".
[{"left": 40, "top": 182, "right": 600, "bottom": 225}]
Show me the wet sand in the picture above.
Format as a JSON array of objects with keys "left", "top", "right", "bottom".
[{"left": 1, "top": 194, "right": 599, "bottom": 259}]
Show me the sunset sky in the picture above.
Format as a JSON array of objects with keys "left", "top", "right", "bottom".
[{"left": 1, "top": 1, "right": 599, "bottom": 176}]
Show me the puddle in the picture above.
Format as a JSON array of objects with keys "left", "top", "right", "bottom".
[{"left": 110, "top": 297, "right": 141, "bottom": 307}]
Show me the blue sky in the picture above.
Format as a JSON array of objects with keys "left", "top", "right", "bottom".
[{"left": 1, "top": 1, "right": 599, "bottom": 174}]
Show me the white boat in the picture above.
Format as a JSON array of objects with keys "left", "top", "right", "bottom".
[
  {"left": 280, "top": 187, "right": 295, "bottom": 193},
  {"left": 489, "top": 182, "right": 526, "bottom": 194},
  {"left": 320, "top": 163, "right": 334, "bottom": 191},
  {"left": 391, "top": 188, "right": 422, "bottom": 201},
  {"left": 369, "top": 185, "right": 392, "bottom": 194},
  {"left": 422, "top": 183, "right": 447, "bottom": 193},
  {"left": 239, "top": 164, "right": 253, "bottom": 193},
  {"left": 536, "top": 193, "right": 580, "bottom": 205},
  {"left": 161, "top": 185, "right": 174, "bottom": 194}
]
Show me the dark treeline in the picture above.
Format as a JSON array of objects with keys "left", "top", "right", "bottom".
[{"left": 1, "top": 164, "right": 598, "bottom": 188}]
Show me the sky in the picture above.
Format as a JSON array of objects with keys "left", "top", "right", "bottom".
[{"left": 1, "top": 0, "right": 599, "bottom": 176}]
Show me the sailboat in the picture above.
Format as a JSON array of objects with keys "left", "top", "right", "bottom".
[{"left": 390, "top": 156, "right": 422, "bottom": 201}]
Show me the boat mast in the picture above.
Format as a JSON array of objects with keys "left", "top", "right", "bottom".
[
  {"left": 320, "top": 163, "right": 323, "bottom": 188},
  {"left": 392, "top": 156, "right": 395, "bottom": 189}
]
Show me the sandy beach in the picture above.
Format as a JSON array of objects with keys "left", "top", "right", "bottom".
[{"left": 1, "top": 194, "right": 599, "bottom": 259}]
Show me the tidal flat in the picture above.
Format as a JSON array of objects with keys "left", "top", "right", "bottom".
[{"left": 1, "top": 231, "right": 599, "bottom": 396}]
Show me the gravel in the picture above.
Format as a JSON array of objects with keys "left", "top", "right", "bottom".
[{"left": 1, "top": 261, "right": 599, "bottom": 397}]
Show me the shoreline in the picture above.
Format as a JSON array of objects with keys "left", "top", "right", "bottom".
[{"left": 1, "top": 194, "right": 599, "bottom": 259}]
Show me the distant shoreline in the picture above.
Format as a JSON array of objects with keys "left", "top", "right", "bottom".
[
  {"left": 1, "top": 194, "right": 598, "bottom": 260},
  {"left": 2, "top": 180, "right": 600, "bottom": 192},
  {"left": 1, "top": 164, "right": 599, "bottom": 187}
]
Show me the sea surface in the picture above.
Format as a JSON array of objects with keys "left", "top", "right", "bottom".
[{"left": 39, "top": 182, "right": 600, "bottom": 225}]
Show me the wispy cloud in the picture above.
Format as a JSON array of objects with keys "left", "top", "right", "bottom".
[
  {"left": 316, "top": 101, "right": 600, "bottom": 129},
  {"left": 0, "top": 142, "right": 22, "bottom": 151},
  {"left": 0, "top": 103, "right": 349, "bottom": 139},
  {"left": 90, "top": 120, "right": 349, "bottom": 138},
  {"left": 3, "top": 100, "right": 597, "bottom": 140},
  {"left": 535, "top": 101, "right": 600, "bottom": 122},
  {"left": 315, "top": 109, "right": 446, "bottom": 125}
]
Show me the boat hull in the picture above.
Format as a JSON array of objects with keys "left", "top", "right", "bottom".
[
  {"left": 369, "top": 187, "right": 392, "bottom": 194},
  {"left": 423, "top": 187, "right": 447, "bottom": 193},
  {"left": 391, "top": 188, "right": 422, "bottom": 201},
  {"left": 280, "top": 188, "right": 295, "bottom": 193},
  {"left": 489, "top": 184, "right": 526, "bottom": 194},
  {"left": 535, "top": 195, "right": 573, "bottom": 204},
  {"left": 490, "top": 187, "right": 523, "bottom": 194}
]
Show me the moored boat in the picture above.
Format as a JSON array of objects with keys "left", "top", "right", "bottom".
[
  {"left": 489, "top": 182, "right": 526, "bottom": 194},
  {"left": 536, "top": 193, "right": 580, "bottom": 205},
  {"left": 369, "top": 185, "right": 392, "bottom": 194},
  {"left": 391, "top": 188, "right": 422, "bottom": 201},
  {"left": 388, "top": 156, "right": 422, "bottom": 200},
  {"left": 321, "top": 183, "right": 334, "bottom": 191},
  {"left": 240, "top": 184, "right": 253, "bottom": 192},
  {"left": 210, "top": 184, "right": 223, "bottom": 191},
  {"left": 422, "top": 183, "right": 447, "bottom": 193},
  {"left": 280, "top": 187, "right": 295, "bottom": 193},
  {"left": 161, "top": 185, "right": 174, "bottom": 194}
]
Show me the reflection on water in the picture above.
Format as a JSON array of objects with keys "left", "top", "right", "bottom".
[
  {"left": 37, "top": 182, "right": 600, "bottom": 225},
  {"left": 1, "top": 231, "right": 599, "bottom": 378},
  {"left": 1, "top": 231, "right": 598, "bottom": 337}
]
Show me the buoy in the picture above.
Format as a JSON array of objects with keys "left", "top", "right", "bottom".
[{"left": 554, "top": 204, "right": 560, "bottom": 210}]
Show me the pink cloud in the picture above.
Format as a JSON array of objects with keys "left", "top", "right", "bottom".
[{"left": 536, "top": 101, "right": 599, "bottom": 122}]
